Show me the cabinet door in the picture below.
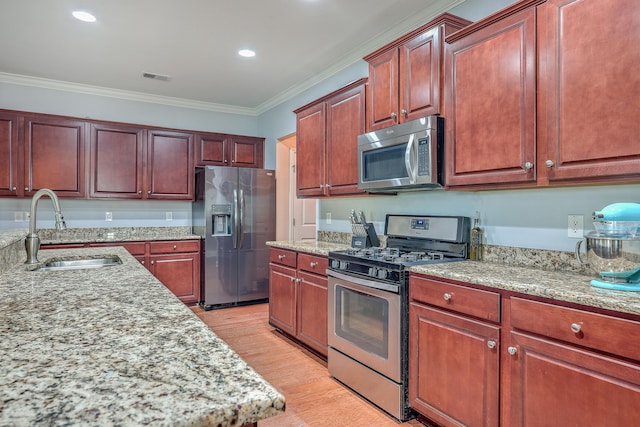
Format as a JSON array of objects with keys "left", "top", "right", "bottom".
[
  {"left": 399, "top": 27, "right": 441, "bottom": 122},
  {"left": 296, "top": 270, "right": 328, "bottom": 357},
  {"left": 296, "top": 103, "right": 326, "bottom": 197},
  {"left": 23, "top": 115, "right": 86, "bottom": 197},
  {"left": 147, "top": 129, "right": 194, "bottom": 200},
  {"left": 366, "top": 48, "right": 399, "bottom": 131},
  {"left": 150, "top": 253, "right": 200, "bottom": 305},
  {"left": 538, "top": 0, "right": 640, "bottom": 184},
  {"left": 325, "top": 82, "right": 366, "bottom": 196},
  {"left": 0, "top": 112, "right": 20, "bottom": 197},
  {"left": 89, "top": 123, "right": 145, "bottom": 199},
  {"left": 409, "top": 302, "right": 500, "bottom": 427},
  {"left": 269, "top": 263, "right": 297, "bottom": 336},
  {"left": 195, "top": 133, "right": 228, "bottom": 166},
  {"left": 507, "top": 331, "right": 640, "bottom": 426},
  {"left": 444, "top": 8, "right": 536, "bottom": 188},
  {"left": 229, "top": 135, "right": 264, "bottom": 168}
]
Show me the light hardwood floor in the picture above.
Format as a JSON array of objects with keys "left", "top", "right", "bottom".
[{"left": 191, "top": 303, "right": 424, "bottom": 427}]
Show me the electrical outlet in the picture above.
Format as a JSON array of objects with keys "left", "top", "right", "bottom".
[
  {"left": 24, "top": 212, "right": 30, "bottom": 220},
  {"left": 326, "top": 212, "right": 332, "bottom": 224},
  {"left": 105, "top": 212, "right": 113, "bottom": 222},
  {"left": 165, "top": 211, "right": 173, "bottom": 221},
  {"left": 568, "top": 214, "right": 584, "bottom": 238},
  {"left": 14, "top": 211, "right": 23, "bottom": 222}
]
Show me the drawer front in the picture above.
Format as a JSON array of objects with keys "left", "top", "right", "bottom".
[
  {"left": 510, "top": 297, "right": 640, "bottom": 361},
  {"left": 87, "top": 241, "right": 147, "bottom": 255},
  {"left": 270, "top": 248, "right": 297, "bottom": 268},
  {"left": 149, "top": 240, "right": 200, "bottom": 254},
  {"left": 297, "top": 252, "right": 328, "bottom": 275},
  {"left": 410, "top": 275, "right": 501, "bottom": 322}
]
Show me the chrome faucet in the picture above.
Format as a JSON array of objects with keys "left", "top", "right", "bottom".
[{"left": 24, "top": 189, "right": 67, "bottom": 264}]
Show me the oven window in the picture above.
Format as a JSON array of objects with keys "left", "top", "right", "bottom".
[
  {"left": 362, "top": 144, "right": 409, "bottom": 182},
  {"left": 335, "top": 285, "right": 389, "bottom": 359}
]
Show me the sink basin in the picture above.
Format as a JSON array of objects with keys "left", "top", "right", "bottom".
[{"left": 32, "top": 255, "right": 122, "bottom": 272}]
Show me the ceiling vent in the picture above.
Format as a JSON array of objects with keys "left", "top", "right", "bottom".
[{"left": 142, "top": 72, "right": 171, "bottom": 82}]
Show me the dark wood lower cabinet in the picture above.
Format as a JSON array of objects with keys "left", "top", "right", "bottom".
[{"left": 268, "top": 248, "right": 328, "bottom": 358}]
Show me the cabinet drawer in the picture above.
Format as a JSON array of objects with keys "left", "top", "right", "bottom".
[
  {"left": 149, "top": 240, "right": 200, "bottom": 254},
  {"left": 297, "top": 252, "right": 328, "bottom": 275},
  {"left": 410, "top": 275, "right": 501, "bottom": 322},
  {"left": 270, "top": 248, "right": 297, "bottom": 268},
  {"left": 510, "top": 297, "right": 640, "bottom": 361}
]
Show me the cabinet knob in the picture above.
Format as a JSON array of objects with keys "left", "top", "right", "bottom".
[
  {"left": 150, "top": 260, "right": 155, "bottom": 265},
  {"left": 224, "top": 159, "right": 228, "bottom": 163},
  {"left": 487, "top": 340, "right": 497, "bottom": 349},
  {"left": 296, "top": 278, "right": 302, "bottom": 283},
  {"left": 390, "top": 112, "right": 398, "bottom": 120},
  {"left": 232, "top": 159, "right": 235, "bottom": 163},
  {"left": 524, "top": 162, "right": 533, "bottom": 170},
  {"left": 507, "top": 346, "right": 518, "bottom": 355},
  {"left": 12, "top": 186, "right": 16, "bottom": 191},
  {"left": 278, "top": 254, "right": 285, "bottom": 260},
  {"left": 545, "top": 160, "right": 554, "bottom": 168},
  {"left": 443, "top": 292, "right": 452, "bottom": 301},
  {"left": 401, "top": 109, "right": 407, "bottom": 117},
  {"left": 173, "top": 245, "right": 177, "bottom": 250},
  {"left": 141, "top": 260, "right": 145, "bottom": 264},
  {"left": 25, "top": 187, "right": 30, "bottom": 191},
  {"left": 570, "top": 323, "right": 582, "bottom": 333},
  {"left": 138, "top": 190, "right": 142, "bottom": 194},
  {"left": 310, "top": 262, "right": 318, "bottom": 268},
  {"left": 147, "top": 190, "right": 151, "bottom": 194}
]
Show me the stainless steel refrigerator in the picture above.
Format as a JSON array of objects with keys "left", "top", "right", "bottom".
[{"left": 192, "top": 166, "right": 276, "bottom": 310}]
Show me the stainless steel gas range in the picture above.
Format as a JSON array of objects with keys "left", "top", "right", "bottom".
[{"left": 327, "top": 214, "right": 470, "bottom": 421}]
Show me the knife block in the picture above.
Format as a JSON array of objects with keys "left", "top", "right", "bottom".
[{"left": 351, "top": 223, "right": 380, "bottom": 248}]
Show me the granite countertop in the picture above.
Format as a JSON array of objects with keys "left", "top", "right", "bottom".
[
  {"left": 410, "top": 261, "right": 640, "bottom": 317},
  {"left": 38, "top": 226, "right": 201, "bottom": 245},
  {"left": 0, "top": 246, "right": 285, "bottom": 426},
  {"left": 266, "top": 240, "right": 350, "bottom": 256}
]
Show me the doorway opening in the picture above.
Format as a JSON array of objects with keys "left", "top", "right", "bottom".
[{"left": 276, "top": 134, "right": 317, "bottom": 241}]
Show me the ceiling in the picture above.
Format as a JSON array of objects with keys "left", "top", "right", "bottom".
[{"left": 0, "top": 0, "right": 462, "bottom": 115}]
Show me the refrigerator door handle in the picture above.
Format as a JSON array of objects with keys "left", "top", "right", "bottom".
[
  {"left": 239, "top": 189, "right": 246, "bottom": 248},
  {"left": 233, "top": 189, "right": 239, "bottom": 249}
]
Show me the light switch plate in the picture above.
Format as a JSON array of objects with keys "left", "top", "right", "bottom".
[{"left": 165, "top": 211, "right": 173, "bottom": 221}]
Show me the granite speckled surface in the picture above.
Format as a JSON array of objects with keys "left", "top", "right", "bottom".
[
  {"left": 0, "top": 229, "right": 27, "bottom": 274},
  {"left": 410, "top": 261, "right": 640, "bottom": 317},
  {"left": 38, "top": 226, "right": 201, "bottom": 245},
  {"left": 0, "top": 246, "right": 285, "bottom": 426},
  {"left": 266, "top": 240, "right": 350, "bottom": 256}
]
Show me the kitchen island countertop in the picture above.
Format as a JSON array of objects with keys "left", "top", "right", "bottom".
[{"left": 0, "top": 246, "right": 285, "bottom": 426}]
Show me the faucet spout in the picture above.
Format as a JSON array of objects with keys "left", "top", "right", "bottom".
[{"left": 25, "top": 189, "right": 67, "bottom": 264}]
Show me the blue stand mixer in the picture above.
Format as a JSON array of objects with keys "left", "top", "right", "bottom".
[{"left": 576, "top": 203, "right": 640, "bottom": 291}]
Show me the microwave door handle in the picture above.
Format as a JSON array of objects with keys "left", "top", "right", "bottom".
[{"left": 404, "top": 134, "right": 417, "bottom": 184}]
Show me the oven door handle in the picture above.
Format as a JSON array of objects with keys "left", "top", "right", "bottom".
[{"left": 327, "top": 269, "right": 400, "bottom": 294}]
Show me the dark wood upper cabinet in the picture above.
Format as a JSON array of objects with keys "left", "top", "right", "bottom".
[
  {"left": 147, "top": 129, "right": 194, "bottom": 200},
  {"left": 364, "top": 13, "right": 471, "bottom": 132},
  {"left": 294, "top": 78, "right": 366, "bottom": 198},
  {"left": 23, "top": 114, "right": 86, "bottom": 197},
  {"left": 195, "top": 132, "right": 264, "bottom": 168},
  {"left": 445, "top": 0, "right": 640, "bottom": 189},
  {"left": 89, "top": 123, "right": 145, "bottom": 199},
  {"left": 0, "top": 112, "right": 20, "bottom": 197},
  {"left": 537, "top": 0, "right": 640, "bottom": 185}
]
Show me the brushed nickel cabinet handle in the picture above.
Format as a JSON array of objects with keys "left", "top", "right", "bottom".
[
  {"left": 570, "top": 323, "right": 582, "bottom": 333},
  {"left": 508, "top": 346, "right": 518, "bottom": 355},
  {"left": 524, "top": 162, "right": 533, "bottom": 170},
  {"left": 278, "top": 254, "right": 285, "bottom": 260},
  {"left": 487, "top": 340, "right": 497, "bottom": 349},
  {"left": 310, "top": 262, "right": 318, "bottom": 267},
  {"left": 545, "top": 160, "right": 554, "bottom": 168},
  {"left": 443, "top": 293, "right": 452, "bottom": 301}
]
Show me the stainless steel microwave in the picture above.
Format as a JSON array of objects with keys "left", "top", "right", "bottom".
[{"left": 357, "top": 116, "right": 444, "bottom": 192}]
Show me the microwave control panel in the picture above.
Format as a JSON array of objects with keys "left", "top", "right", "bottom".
[{"left": 417, "top": 137, "right": 431, "bottom": 176}]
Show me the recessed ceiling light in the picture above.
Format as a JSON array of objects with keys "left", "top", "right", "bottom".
[
  {"left": 238, "top": 49, "right": 256, "bottom": 58},
  {"left": 72, "top": 11, "right": 97, "bottom": 22}
]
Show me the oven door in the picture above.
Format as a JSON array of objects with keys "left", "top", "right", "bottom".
[{"left": 327, "top": 270, "right": 401, "bottom": 382}]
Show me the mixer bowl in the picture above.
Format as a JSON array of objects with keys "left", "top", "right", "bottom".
[{"left": 576, "top": 232, "right": 640, "bottom": 282}]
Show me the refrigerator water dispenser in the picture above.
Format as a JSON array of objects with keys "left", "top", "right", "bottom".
[{"left": 211, "top": 204, "right": 232, "bottom": 236}]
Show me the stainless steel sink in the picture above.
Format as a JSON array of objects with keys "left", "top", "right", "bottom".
[{"left": 32, "top": 255, "right": 122, "bottom": 272}]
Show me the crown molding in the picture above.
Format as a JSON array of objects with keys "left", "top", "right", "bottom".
[{"left": 0, "top": 0, "right": 465, "bottom": 118}]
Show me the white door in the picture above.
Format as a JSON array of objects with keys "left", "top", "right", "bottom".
[{"left": 290, "top": 149, "right": 316, "bottom": 240}]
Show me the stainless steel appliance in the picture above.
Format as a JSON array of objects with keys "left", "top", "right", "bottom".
[
  {"left": 327, "top": 214, "right": 470, "bottom": 421},
  {"left": 193, "top": 166, "right": 276, "bottom": 309},
  {"left": 357, "top": 116, "right": 444, "bottom": 192}
]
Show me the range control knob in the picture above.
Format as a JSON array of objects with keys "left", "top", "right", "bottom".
[
  {"left": 339, "top": 260, "right": 348, "bottom": 270},
  {"left": 368, "top": 267, "right": 377, "bottom": 277},
  {"left": 376, "top": 269, "right": 388, "bottom": 280},
  {"left": 330, "top": 259, "right": 340, "bottom": 269}
]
